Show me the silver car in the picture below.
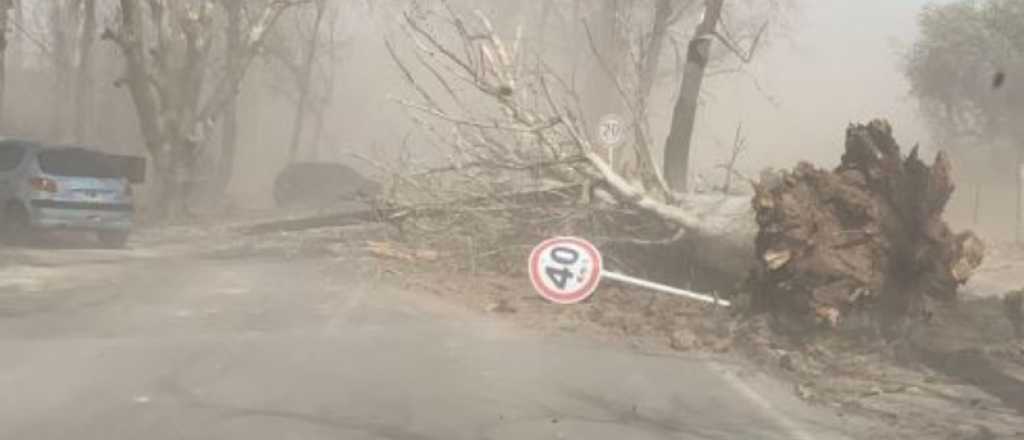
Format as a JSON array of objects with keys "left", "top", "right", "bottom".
[{"left": 0, "top": 139, "right": 141, "bottom": 248}]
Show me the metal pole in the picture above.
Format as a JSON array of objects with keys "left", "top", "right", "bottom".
[
  {"left": 972, "top": 183, "right": 980, "bottom": 228},
  {"left": 601, "top": 270, "right": 730, "bottom": 307},
  {"left": 1017, "top": 147, "right": 1022, "bottom": 244}
]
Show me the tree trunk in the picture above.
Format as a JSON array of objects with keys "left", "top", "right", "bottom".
[
  {"left": 584, "top": 0, "right": 627, "bottom": 167},
  {"left": 310, "top": 100, "right": 326, "bottom": 161},
  {"left": 638, "top": 0, "right": 671, "bottom": 103},
  {"left": 112, "top": 0, "right": 162, "bottom": 153},
  {"left": 74, "top": 0, "right": 96, "bottom": 143},
  {"left": 1017, "top": 146, "right": 1023, "bottom": 244},
  {"left": 537, "top": 0, "right": 553, "bottom": 55},
  {"left": 218, "top": 98, "right": 238, "bottom": 190},
  {"left": 0, "top": 0, "right": 12, "bottom": 129},
  {"left": 750, "top": 120, "right": 985, "bottom": 333},
  {"left": 662, "top": 0, "right": 724, "bottom": 193},
  {"left": 216, "top": 0, "right": 241, "bottom": 194},
  {"left": 50, "top": 0, "right": 77, "bottom": 141},
  {"left": 288, "top": 0, "right": 326, "bottom": 163},
  {"left": 630, "top": 0, "right": 673, "bottom": 188}
]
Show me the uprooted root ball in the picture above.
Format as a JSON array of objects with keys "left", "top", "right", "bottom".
[{"left": 751, "top": 120, "right": 985, "bottom": 332}]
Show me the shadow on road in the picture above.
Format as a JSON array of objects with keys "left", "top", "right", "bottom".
[
  {"left": 2, "top": 230, "right": 121, "bottom": 251},
  {"left": 916, "top": 347, "right": 1024, "bottom": 415}
]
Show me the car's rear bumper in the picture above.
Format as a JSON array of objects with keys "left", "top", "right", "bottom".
[{"left": 28, "top": 200, "right": 134, "bottom": 231}]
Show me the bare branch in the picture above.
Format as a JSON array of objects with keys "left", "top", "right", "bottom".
[
  {"left": 712, "top": 20, "right": 768, "bottom": 63},
  {"left": 394, "top": 97, "right": 560, "bottom": 133},
  {"left": 718, "top": 122, "right": 749, "bottom": 194}
]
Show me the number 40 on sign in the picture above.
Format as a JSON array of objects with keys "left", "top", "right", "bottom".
[{"left": 528, "top": 237, "right": 730, "bottom": 307}]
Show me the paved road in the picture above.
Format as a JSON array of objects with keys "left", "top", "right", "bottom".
[{"left": 0, "top": 248, "right": 877, "bottom": 440}]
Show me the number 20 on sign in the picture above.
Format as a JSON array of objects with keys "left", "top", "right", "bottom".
[{"left": 528, "top": 237, "right": 603, "bottom": 304}]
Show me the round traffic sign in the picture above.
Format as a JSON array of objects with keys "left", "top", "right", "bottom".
[
  {"left": 528, "top": 237, "right": 603, "bottom": 304},
  {"left": 597, "top": 113, "right": 626, "bottom": 147}
]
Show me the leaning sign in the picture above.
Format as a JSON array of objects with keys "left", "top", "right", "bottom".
[
  {"left": 528, "top": 236, "right": 730, "bottom": 307},
  {"left": 528, "top": 237, "right": 603, "bottom": 304}
]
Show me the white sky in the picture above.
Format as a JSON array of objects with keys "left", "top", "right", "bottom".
[{"left": 680, "top": 0, "right": 942, "bottom": 173}]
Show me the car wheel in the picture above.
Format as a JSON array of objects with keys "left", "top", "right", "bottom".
[
  {"left": 97, "top": 231, "right": 129, "bottom": 249},
  {"left": 2, "top": 203, "right": 35, "bottom": 246}
]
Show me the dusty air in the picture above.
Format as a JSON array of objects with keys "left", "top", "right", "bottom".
[{"left": 0, "top": 1, "right": 1021, "bottom": 439}]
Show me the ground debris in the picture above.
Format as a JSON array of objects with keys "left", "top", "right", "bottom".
[{"left": 365, "top": 241, "right": 442, "bottom": 262}]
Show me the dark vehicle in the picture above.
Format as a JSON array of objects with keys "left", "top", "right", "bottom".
[
  {"left": 273, "top": 162, "right": 382, "bottom": 208},
  {"left": 0, "top": 139, "right": 145, "bottom": 248}
]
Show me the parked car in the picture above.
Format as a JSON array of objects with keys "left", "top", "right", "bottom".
[
  {"left": 273, "top": 162, "right": 382, "bottom": 208},
  {"left": 0, "top": 139, "right": 145, "bottom": 248}
]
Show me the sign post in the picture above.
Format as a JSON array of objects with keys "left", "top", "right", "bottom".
[
  {"left": 528, "top": 236, "right": 730, "bottom": 307},
  {"left": 597, "top": 114, "right": 625, "bottom": 165}
]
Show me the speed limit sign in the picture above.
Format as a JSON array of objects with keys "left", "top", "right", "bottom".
[
  {"left": 527, "top": 236, "right": 731, "bottom": 307},
  {"left": 528, "top": 237, "right": 603, "bottom": 304},
  {"left": 597, "top": 114, "right": 625, "bottom": 147}
]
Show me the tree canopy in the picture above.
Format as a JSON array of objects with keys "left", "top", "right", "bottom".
[{"left": 906, "top": 0, "right": 1024, "bottom": 145}]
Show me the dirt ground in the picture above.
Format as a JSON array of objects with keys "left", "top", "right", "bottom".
[{"left": 388, "top": 265, "right": 1024, "bottom": 438}]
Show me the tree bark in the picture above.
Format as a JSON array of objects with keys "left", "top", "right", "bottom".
[
  {"left": 216, "top": 0, "right": 241, "bottom": 195},
  {"left": 662, "top": 0, "right": 724, "bottom": 193},
  {"left": 288, "top": 0, "right": 326, "bottom": 163},
  {"left": 584, "top": 0, "right": 627, "bottom": 163},
  {"left": 106, "top": 0, "right": 173, "bottom": 216},
  {"left": 110, "top": 0, "right": 163, "bottom": 154},
  {"left": 106, "top": 0, "right": 296, "bottom": 217},
  {"left": 575, "top": 0, "right": 629, "bottom": 169},
  {"left": 51, "top": 1, "right": 77, "bottom": 140},
  {"left": 1017, "top": 146, "right": 1023, "bottom": 244},
  {"left": 310, "top": 99, "right": 325, "bottom": 161},
  {"left": 537, "top": 0, "right": 553, "bottom": 55},
  {"left": 638, "top": 0, "right": 672, "bottom": 103},
  {"left": 0, "top": 0, "right": 12, "bottom": 129},
  {"left": 629, "top": 0, "right": 673, "bottom": 189},
  {"left": 74, "top": 0, "right": 96, "bottom": 143}
]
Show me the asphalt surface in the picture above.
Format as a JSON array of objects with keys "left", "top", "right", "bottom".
[{"left": 0, "top": 245, "right": 877, "bottom": 440}]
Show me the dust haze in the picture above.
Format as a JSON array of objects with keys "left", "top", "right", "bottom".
[
  {"left": 2, "top": 1, "right": 1024, "bottom": 439},
  {"left": 1, "top": 0, "right": 963, "bottom": 219}
]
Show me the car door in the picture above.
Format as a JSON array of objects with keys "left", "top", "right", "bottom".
[{"left": 0, "top": 141, "right": 26, "bottom": 205}]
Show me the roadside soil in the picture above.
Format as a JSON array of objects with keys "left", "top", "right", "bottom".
[
  {"left": 385, "top": 258, "right": 1024, "bottom": 439},
  {"left": 303, "top": 226, "right": 1024, "bottom": 439}
]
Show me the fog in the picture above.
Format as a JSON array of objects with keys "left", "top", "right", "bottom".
[
  {"left": 0, "top": 0, "right": 1004, "bottom": 234},
  {"left": 3, "top": 4, "right": 1023, "bottom": 437},
  {"left": 693, "top": 0, "right": 935, "bottom": 169},
  {"left": 286, "top": 0, "right": 941, "bottom": 182}
]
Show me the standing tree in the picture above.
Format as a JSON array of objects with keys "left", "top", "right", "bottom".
[
  {"left": 905, "top": 0, "right": 1024, "bottom": 239},
  {"left": 287, "top": 0, "right": 327, "bottom": 162},
  {"left": 74, "top": 0, "right": 97, "bottom": 143},
  {"left": 662, "top": 0, "right": 723, "bottom": 193},
  {"left": 661, "top": 0, "right": 769, "bottom": 193},
  {"left": 614, "top": 0, "right": 688, "bottom": 190},
  {"left": 216, "top": 0, "right": 242, "bottom": 194},
  {"left": 0, "top": 0, "right": 13, "bottom": 127},
  {"left": 532, "top": 0, "right": 775, "bottom": 193},
  {"left": 103, "top": 0, "right": 301, "bottom": 216},
  {"left": 264, "top": 0, "right": 344, "bottom": 163},
  {"left": 50, "top": 0, "right": 79, "bottom": 140}
]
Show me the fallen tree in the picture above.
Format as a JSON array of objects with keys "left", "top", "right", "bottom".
[
  {"left": 299, "top": 5, "right": 988, "bottom": 334},
  {"left": 246, "top": 118, "right": 985, "bottom": 336},
  {"left": 750, "top": 120, "right": 985, "bottom": 331},
  {"left": 375, "top": 4, "right": 758, "bottom": 277}
]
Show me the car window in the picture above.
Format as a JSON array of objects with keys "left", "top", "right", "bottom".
[
  {"left": 0, "top": 143, "right": 25, "bottom": 172},
  {"left": 37, "top": 148, "right": 120, "bottom": 178}
]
